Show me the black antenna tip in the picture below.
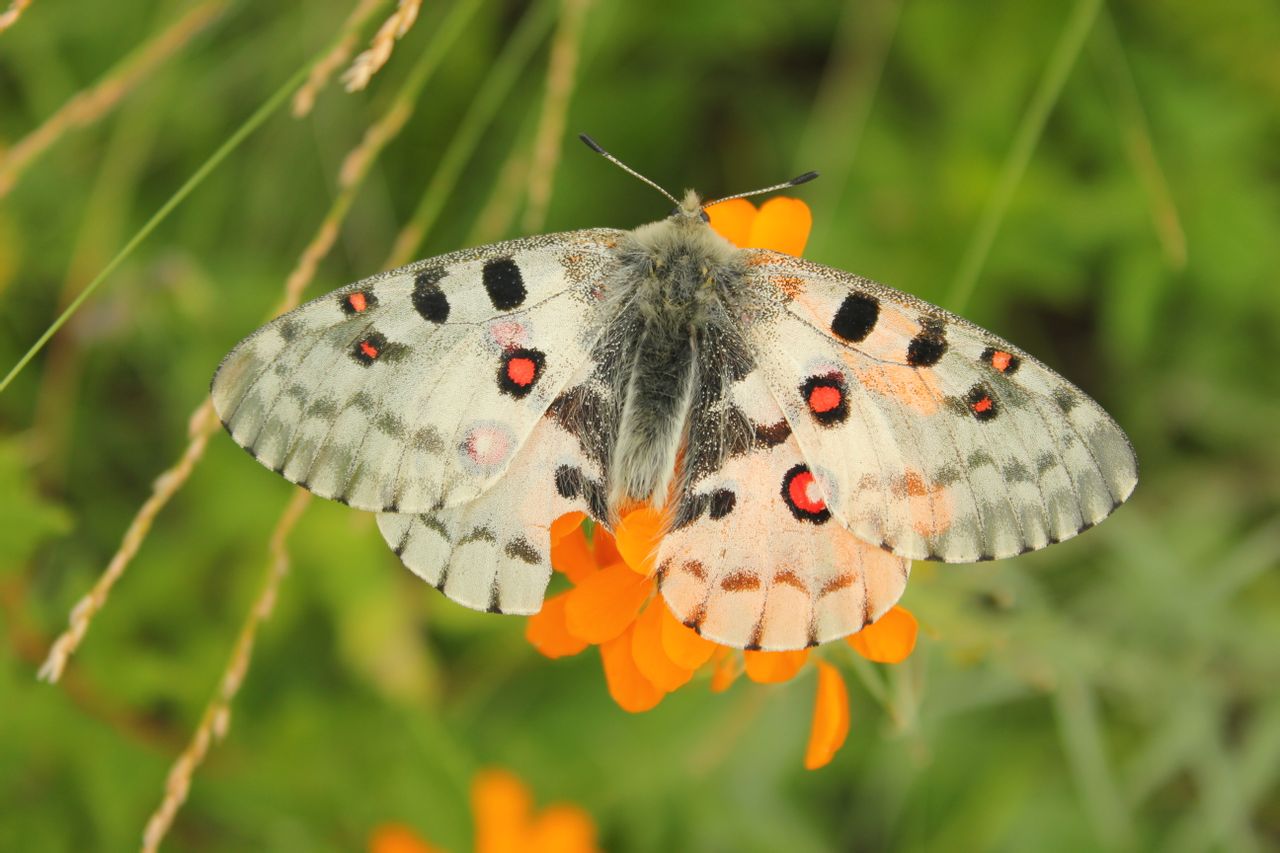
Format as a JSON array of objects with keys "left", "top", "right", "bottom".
[
  {"left": 789, "top": 171, "right": 820, "bottom": 187},
  {"left": 579, "top": 133, "right": 606, "bottom": 154}
]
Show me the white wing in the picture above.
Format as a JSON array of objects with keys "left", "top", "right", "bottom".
[
  {"left": 743, "top": 250, "right": 1138, "bottom": 563},
  {"left": 210, "top": 229, "right": 624, "bottom": 514}
]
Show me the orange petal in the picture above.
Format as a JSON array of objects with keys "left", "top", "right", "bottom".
[
  {"left": 747, "top": 197, "right": 811, "bottom": 256},
  {"left": 705, "top": 197, "right": 757, "bottom": 247},
  {"left": 630, "top": 601, "right": 695, "bottom": 692},
  {"left": 600, "top": 624, "right": 665, "bottom": 712},
  {"left": 743, "top": 649, "right": 810, "bottom": 684},
  {"left": 804, "top": 661, "right": 851, "bottom": 770},
  {"left": 529, "top": 805, "right": 600, "bottom": 853},
  {"left": 709, "top": 647, "right": 742, "bottom": 693},
  {"left": 614, "top": 507, "right": 664, "bottom": 576},
  {"left": 551, "top": 524, "right": 597, "bottom": 584},
  {"left": 525, "top": 592, "right": 589, "bottom": 659},
  {"left": 472, "top": 769, "right": 532, "bottom": 853},
  {"left": 658, "top": 601, "right": 717, "bottom": 670},
  {"left": 564, "top": 563, "right": 652, "bottom": 644},
  {"left": 846, "top": 605, "right": 918, "bottom": 664},
  {"left": 591, "top": 524, "right": 623, "bottom": 569},
  {"left": 550, "top": 511, "right": 587, "bottom": 545},
  {"left": 368, "top": 824, "right": 446, "bottom": 853}
]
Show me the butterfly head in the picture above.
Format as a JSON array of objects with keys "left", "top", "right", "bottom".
[{"left": 669, "top": 190, "right": 713, "bottom": 226}]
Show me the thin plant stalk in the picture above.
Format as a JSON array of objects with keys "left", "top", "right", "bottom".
[
  {"left": 521, "top": 0, "right": 593, "bottom": 233},
  {"left": 0, "top": 0, "right": 228, "bottom": 197},
  {"left": 386, "top": 0, "right": 557, "bottom": 266},
  {"left": 945, "top": 0, "right": 1102, "bottom": 313},
  {"left": 139, "top": 488, "right": 312, "bottom": 853},
  {"left": 0, "top": 59, "right": 309, "bottom": 396},
  {"left": 35, "top": 0, "right": 477, "bottom": 681}
]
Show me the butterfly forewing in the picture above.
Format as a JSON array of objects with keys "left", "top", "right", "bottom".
[
  {"left": 744, "top": 250, "right": 1138, "bottom": 562},
  {"left": 210, "top": 229, "right": 624, "bottom": 514}
]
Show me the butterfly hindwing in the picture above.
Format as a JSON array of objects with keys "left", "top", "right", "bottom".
[
  {"left": 658, "top": 369, "right": 911, "bottom": 650},
  {"left": 210, "top": 229, "right": 624, "bottom": 514},
  {"left": 375, "top": 408, "right": 602, "bottom": 615},
  {"left": 744, "top": 251, "right": 1138, "bottom": 562}
]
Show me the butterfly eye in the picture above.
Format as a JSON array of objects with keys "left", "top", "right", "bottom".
[
  {"left": 699, "top": 209, "right": 711, "bottom": 223},
  {"left": 668, "top": 205, "right": 682, "bottom": 218}
]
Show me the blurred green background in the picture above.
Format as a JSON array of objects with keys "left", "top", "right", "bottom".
[{"left": 2, "top": 0, "right": 1279, "bottom": 850}]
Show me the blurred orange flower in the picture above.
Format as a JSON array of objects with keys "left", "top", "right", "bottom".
[
  {"left": 369, "top": 768, "right": 599, "bottom": 853},
  {"left": 527, "top": 191, "right": 918, "bottom": 770}
]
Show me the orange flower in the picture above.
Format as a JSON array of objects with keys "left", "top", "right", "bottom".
[
  {"left": 525, "top": 198, "right": 920, "bottom": 770},
  {"left": 369, "top": 769, "right": 599, "bottom": 853}
]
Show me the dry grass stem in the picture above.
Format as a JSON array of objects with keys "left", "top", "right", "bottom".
[
  {"left": 37, "top": 91, "right": 420, "bottom": 682},
  {"left": 342, "top": 0, "right": 421, "bottom": 92},
  {"left": 1094, "top": 10, "right": 1187, "bottom": 270},
  {"left": 467, "top": 144, "right": 532, "bottom": 246},
  {"left": 0, "top": 0, "right": 227, "bottom": 197},
  {"left": 37, "top": 401, "right": 222, "bottom": 683},
  {"left": 293, "top": 0, "right": 386, "bottom": 117},
  {"left": 0, "top": 0, "right": 33, "bottom": 33},
  {"left": 521, "top": 0, "right": 593, "bottom": 232},
  {"left": 140, "top": 488, "right": 312, "bottom": 853}
]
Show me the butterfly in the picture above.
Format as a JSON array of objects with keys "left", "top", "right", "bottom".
[{"left": 211, "top": 136, "right": 1137, "bottom": 652}]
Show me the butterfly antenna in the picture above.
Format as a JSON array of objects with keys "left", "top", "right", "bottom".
[
  {"left": 702, "top": 171, "right": 819, "bottom": 209},
  {"left": 579, "top": 134, "right": 680, "bottom": 207}
]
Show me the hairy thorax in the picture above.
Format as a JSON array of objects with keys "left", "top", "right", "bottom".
[{"left": 606, "top": 209, "right": 748, "bottom": 513}]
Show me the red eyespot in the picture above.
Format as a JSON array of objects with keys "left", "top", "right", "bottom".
[
  {"left": 981, "top": 346, "right": 1020, "bottom": 375},
  {"left": 788, "top": 471, "right": 825, "bottom": 513},
  {"left": 800, "top": 373, "right": 849, "bottom": 426},
  {"left": 965, "top": 384, "right": 998, "bottom": 421},
  {"left": 340, "top": 289, "right": 378, "bottom": 315},
  {"left": 782, "top": 464, "right": 831, "bottom": 523},
  {"left": 506, "top": 357, "right": 536, "bottom": 387},
  {"left": 808, "top": 385, "right": 842, "bottom": 413},
  {"left": 498, "top": 348, "right": 545, "bottom": 398},
  {"left": 359, "top": 340, "right": 379, "bottom": 359}
]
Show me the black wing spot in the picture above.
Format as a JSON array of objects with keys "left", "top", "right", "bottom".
[
  {"left": 708, "top": 489, "right": 736, "bottom": 520},
  {"left": 831, "top": 293, "right": 879, "bottom": 342},
  {"left": 754, "top": 420, "right": 791, "bottom": 449},
  {"left": 906, "top": 320, "right": 947, "bottom": 367},
  {"left": 483, "top": 258, "right": 526, "bottom": 310},
  {"left": 412, "top": 268, "right": 449, "bottom": 323}
]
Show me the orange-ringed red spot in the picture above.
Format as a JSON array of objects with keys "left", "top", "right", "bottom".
[
  {"left": 782, "top": 464, "right": 830, "bottom": 523},
  {"left": 800, "top": 373, "right": 849, "bottom": 426},
  {"left": 498, "top": 348, "right": 545, "bottom": 398}
]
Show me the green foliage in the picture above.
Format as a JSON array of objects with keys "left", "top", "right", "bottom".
[{"left": 2, "top": 0, "right": 1278, "bottom": 850}]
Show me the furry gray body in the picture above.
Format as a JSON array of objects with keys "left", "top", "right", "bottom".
[{"left": 600, "top": 193, "right": 752, "bottom": 512}]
